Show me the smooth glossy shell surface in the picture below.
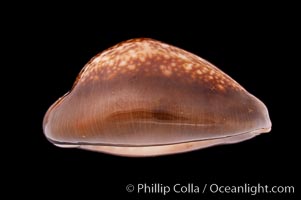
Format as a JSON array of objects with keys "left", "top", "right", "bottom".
[{"left": 43, "top": 38, "right": 271, "bottom": 156}]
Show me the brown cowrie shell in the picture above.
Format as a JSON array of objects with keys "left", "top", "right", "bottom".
[{"left": 43, "top": 38, "right": 271, "bottom": 157}]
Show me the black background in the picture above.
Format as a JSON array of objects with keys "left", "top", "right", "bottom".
[{"left": 7, "top": 4, "right": 299, "bottom": 199}]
